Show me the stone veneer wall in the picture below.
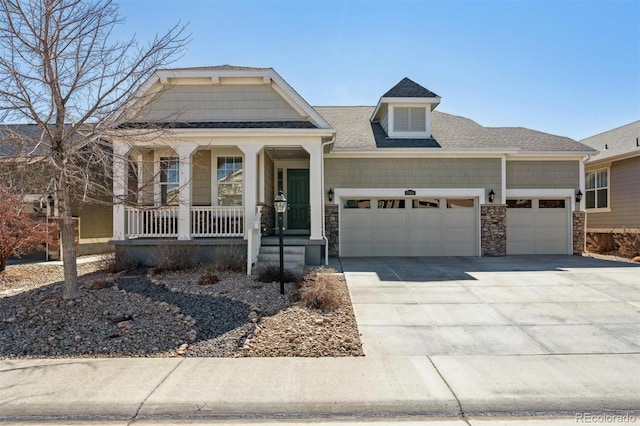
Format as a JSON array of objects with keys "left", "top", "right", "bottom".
[
  {"left": 481, "top": 204, "right": 507, "bottom": 256},
  {"left": 259, "top": 204, "right": 275, "bottom": 236},
  {"left": 573, "top": 211, "right": 586, "bottom": 255},
  {"left": 324, "top": 204, "right": 339, "bottom": 257}
]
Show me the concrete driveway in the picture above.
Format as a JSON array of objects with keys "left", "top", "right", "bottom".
[{"left": 341, "top": 255, "right": 640, "bottom": 357}]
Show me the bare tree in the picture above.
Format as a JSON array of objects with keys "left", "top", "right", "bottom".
[{"left": 0, "top": 0, "right": 188, "bottom": 299}]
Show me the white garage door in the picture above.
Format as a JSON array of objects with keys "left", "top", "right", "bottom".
[
  {"left": 506, "top": 198, "right": 569, "bottom": 255},
  {"left": 340, "top": 198, "right": 478, "bottom": 256}
]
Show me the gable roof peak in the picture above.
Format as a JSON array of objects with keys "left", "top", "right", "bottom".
[{"left": 383, "top": 77, "right": 439, "bottom": 98}]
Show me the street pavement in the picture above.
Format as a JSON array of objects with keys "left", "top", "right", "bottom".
[{"left": 1, "top": 255, "right": 639, "bottom": 423}]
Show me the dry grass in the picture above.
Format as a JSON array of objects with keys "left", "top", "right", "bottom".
[
  {"left": 586, "top": 232, "right": 616, "bottom": 253},
  {"left": 299, "top": 268, "right": 342, "bottom": 310},
  {"left": 213, "top": 245, "right": 246, "bottom": 273},
  {"left": 614, "top": 230, "right": 640, "bottom": 259}
]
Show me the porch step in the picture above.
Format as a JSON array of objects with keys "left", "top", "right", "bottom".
[{"left": 255, "top": 245, "right": 305, "bottom": 271}]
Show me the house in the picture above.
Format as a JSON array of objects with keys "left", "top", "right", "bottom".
[
  {"left": 0, "top": 124, "right": 113, "bottom": 259},
  {"left": 580, "top": 120, "right": 640, "bottom": 240},
  {"left": 108, "top": 65, "right": 595, "bottom": 271}
]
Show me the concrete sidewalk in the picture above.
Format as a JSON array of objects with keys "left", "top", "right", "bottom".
[{"left": 1, "top": 355, "right": 640, "bottom": 421}]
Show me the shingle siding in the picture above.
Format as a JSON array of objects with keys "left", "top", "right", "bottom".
[
  {"left": 587, "top": 157, "right": 640, "bottom": 230},
  {"left": 192, "top": 150, "right": 211, "bottom": 206},
  {"left": 506, "top": 161, "right": 579, "bottom": 189},
  {"left": 134, "top": 84, "right": 304, "bottom": 122},
  {"left": 325, "top": 158, "right": 501, "bottom": 199}
]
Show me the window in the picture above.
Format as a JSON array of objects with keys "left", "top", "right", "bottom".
[
  {"left": 393, "top": 107, "right": 426, "bottom": 132},
  {"left": 447, "top": 199, "right": 474, "bottom": 208},
  {"left": 507, "top": 199, "right": 532, "bottom": 209},
  {"left": 343, "top": 199, "right": 371, "bottom": 209},
  {"left": 217, "top": 156, "right": 243, "bottom": 206},
  {"left": 539, "top": 199, "right": 566, "bottom": 209},
  {"left": 585, "top": 168, "right": 608, "bottom": 209},
  {"left": 160, "top": 157, "right": 179, "bottom": 205},
  {"left": 413, "top": 198, "right": 440, "bottom": 208},
  {"left": 377, "top": 199, "right": 405, "bottom": 209}
]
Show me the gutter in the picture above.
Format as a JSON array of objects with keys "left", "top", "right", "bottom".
[{"left": 320, "top": 134, "right": 336, "bottom": 266}]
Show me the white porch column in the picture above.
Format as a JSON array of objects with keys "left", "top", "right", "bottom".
[
  {"left": 176, "top": 143, "right": 199, "bottom": 240},
  {"left": 112, "top": 143, "right": 130, "bottom": 240},
  {"left": 303, "top": 143, "right": 324, "bottom": 240},
  {"left": 238, "top": 145, "right": 263, "bottom": 238}
]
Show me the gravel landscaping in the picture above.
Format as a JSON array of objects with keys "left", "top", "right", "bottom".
[{"left": 0, "top": 257, "right": 364, "bottom": 358}]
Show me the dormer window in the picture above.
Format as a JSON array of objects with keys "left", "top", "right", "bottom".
[
  {"left": 370, "top": 77, "right": 441, "bottom": 141},
  {"left": 394, "top": 107, "right": 426, "bottom": 132}
]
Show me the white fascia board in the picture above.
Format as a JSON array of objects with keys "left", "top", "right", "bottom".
[
  {"left": 585, "top": 150, "right": 640, "bottom": 166},
  {"left": 335, "top": 187, "right": 486, "bottom": 204},
  {"left": 325, "top": 150, "right": 516, "bottom": 159},
  {"left": 118, "top": 128, "right": 334, "bottom": 140},
  {"left": 585, "top": 161, "right": 612, "bottom": 171},
  {"left": 506, "top": 188, "right": 576, "bottom": 198},
  {"left": 379, "top": 96, "right": 441, "bottom": 104},
  {"left": 268, "top": 71, "right": 333, "bottom": 130},
  {"left": 506, "top": 153, "right": 594, "bottom": 161},
  {"left": 370, "top": 99, "right": 384, "bottom": 122}
]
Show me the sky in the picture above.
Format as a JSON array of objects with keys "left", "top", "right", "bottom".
[{"left": 115, "top": 0, "right": 640, "bottom": 141}]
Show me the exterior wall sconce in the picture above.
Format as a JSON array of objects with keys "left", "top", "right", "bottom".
[
  {"left": 328, "top": 188, "right": 334, "bottom": 202},
  {"left": 488, "top": 189, "right": 495, "bottom": 203},
  {"left": 576, "top": 190, "right": 583, "bottom": 203}
]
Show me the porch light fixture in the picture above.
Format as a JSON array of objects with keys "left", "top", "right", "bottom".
[
  {"left": 576, "top": 190, "right": 583, "bottom": 203},
  {"left": 328, "top": 188, "right": 334, "bottom": 202},
  {"left": 47, "top": 193, "right": 54, "bottom": 208},
  {"left": 274, "top": 190, "right": 287, "bottom": 295},
  {"left": 488, "top": 189, "right": 495, "bottom": 203}
]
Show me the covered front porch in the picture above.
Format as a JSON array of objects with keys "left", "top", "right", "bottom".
[{"left": 111, "top": 140, "right": 328, "bottom": 271}]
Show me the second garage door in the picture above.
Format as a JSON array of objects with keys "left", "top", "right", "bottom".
[
  {"left": 506, "top": 198, "right": 570, "bottom": 254},
  {"left": 340, "top": 197, "right": 478, "bottom": 256}
]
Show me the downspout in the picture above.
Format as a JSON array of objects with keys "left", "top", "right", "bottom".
[{"left": 321, "top": 135, "right": 336, "bottom": 266}]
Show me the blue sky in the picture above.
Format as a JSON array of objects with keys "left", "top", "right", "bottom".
[{"left": 117, "top": 0, "right": 639, "bottom": 141}]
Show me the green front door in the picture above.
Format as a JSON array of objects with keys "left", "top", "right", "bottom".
[{"left": 286, "top": 169, "right": 310, "bottom": 231}]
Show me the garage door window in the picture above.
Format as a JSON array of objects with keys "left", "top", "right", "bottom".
[
  {"left": 539, "top": 199, "right": 566, "bottom": 209},
  {"left": 378, "top": 199, "right": 405, "bottom": 208},
  {"left": 343, "top": 199, "right": 371, "bottom": 209},
  {"left": 507, "top": 199, "right": 532, "bottom": 209},
  {"left": 447, "top": 199, "right": 474, "bottom": 208},
  {"left": 413, "top": 198, "right": 440, "bottom": 208}
]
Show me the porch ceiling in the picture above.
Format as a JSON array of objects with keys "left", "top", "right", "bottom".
[{"left": 265, "top": 147, "right": 309, "bottom": 161}]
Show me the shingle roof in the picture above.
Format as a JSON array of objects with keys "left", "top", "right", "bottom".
[
  {"left": 0, "top": 124, "right": 48, "bottom": 157},
  {"left": 314, "top": 106, "right": 595, "bottom": 153},
  {"left": 383, "top": 78, "right": 439, "bottom": 98},
  {"left": 580, "top": 120, "right": 640, "bottom": 162}
]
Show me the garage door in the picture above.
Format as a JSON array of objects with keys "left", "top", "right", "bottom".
[
  {"left": 506, "top": 198, "right": 569, "bottom": 254},
  {"left": 340, "top": 197, "right": 477, "bottom": 256}
]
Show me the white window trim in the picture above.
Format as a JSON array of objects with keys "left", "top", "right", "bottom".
[
  {"left": 585, "top": 167, "right": 610, "bottom": 211},
  {"left": 388, "top": 104, "right": 430, "bottom": 138},
  {"left": 215, "top": 155, "right": 244, "bottom": 207}
]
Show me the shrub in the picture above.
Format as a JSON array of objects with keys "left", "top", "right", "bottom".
[
  {"left": 614, "top": 230, "right": 640, "bottom": 259},
  {"left": 299, "top": 268, "right": 342, "bottom": 310},
  {"left": 214, "top": 245, "right": 246, "bottom": 272},
  {"left": 586, "top": 232, "right": 615, "bottom": 253},
  {"left": 154, "top": 244, "right": 196, "bottom": 272},
  {"left": 198, "top": 272, "right": 220, "bottom": 285},
  {"left": 256, "top": 264, "right": 300, "bottom": 283}
]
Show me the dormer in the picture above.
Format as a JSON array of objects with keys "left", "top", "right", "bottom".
[{"left": 370, "top": 77, "right": 440, "bottom": 139}]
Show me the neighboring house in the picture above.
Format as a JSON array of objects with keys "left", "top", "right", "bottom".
[
  {"left": 0, "top": 124, "right": 113, "bottom": 259},
  {"left": 580, "top": 120, "right": 640, "bottom": 238},
  {"left": 108, "top": 65, "right": 595, "bottom": 270}
]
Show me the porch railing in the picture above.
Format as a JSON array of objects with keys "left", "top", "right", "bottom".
[
  {"left": 125, "top": 206, "right": 244, "bottom": 238},
  {"left": 126, "top": 207, "right": 178, "bottom": 238},
  {"left": 191, "top": 206, "right": 244, "bottom": 237}
]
